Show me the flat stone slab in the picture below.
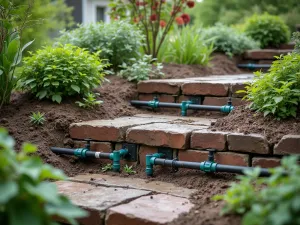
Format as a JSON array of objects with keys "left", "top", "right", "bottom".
[
  {"left": 55, "top": 181, "right": 150, "bottom": 225},
  {"left": 244, "top": 49, "right": 291, "bottom": 60},
  {"left": 126, "top": 123, "right": 205, "bottom": 149},
  {"left": 137, "top": 79, "right": 186, "bottom": 94},
  {"left": 105, "top": 194, "right": 194, "bottom": 225},
  {"left": 69, "top": 174, "right": 197, "bottom": 198},
  {"left": 274, "top": 135, "right": 300, "bottom": 155},
  {"left": 69, "top": 116, "right": 171, "bottom": 141}
]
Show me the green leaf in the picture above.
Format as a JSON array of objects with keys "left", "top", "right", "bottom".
[
  {"left": 37, "top": 90, "right": 47, "bottom": 99},
  {"left": 7, "top": 38, "right": 20, "bottom": 62},
  {"left": 22, "top": 143, "right": 37, "bottom": 154},
  {"left": 71, "top": 85, "right": 80, "bottom": 93},
  {"left": 21, "top": 39, "right": 35, "bottom": 53},
  {"left": 52, "top": 94, "right": 62, "bottom": 103},
  {"left": 0, "top": 181, "right": 18, "bottom": 204},
  {"left": 0, "top": 69, "right": 3, "bottom": 76},
  {"left": 273, "top": 96, "right": 283, "bottom": 103}
]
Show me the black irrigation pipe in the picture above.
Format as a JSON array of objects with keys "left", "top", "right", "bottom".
[{"left": 237, "top": 64, "right": 271, "bottom": 69}]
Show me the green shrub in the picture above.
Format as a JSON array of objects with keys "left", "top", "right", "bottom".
[
  {"left": 57, "top": 21, "right": 144, "bottom": 71},
  {"left": 19, "top": 44, "right": 108, "bottom": 103},
  {"left": 292, "top": 32, "right": 300, "bottom": 54},
  {"left": 0, "top": 127, "right": 87, "bottom": 225},
  {"left": 203, "top": 23, "right": 260, "bottom": 57},
  {"left": 158, "top": 25, "right": 214, "bottom": 65},
  {"left": 240, "top": 53, "right": 300, "bottom": 119},
  {"left": 244, "top": 13, "right": 290, "bottom": 49},
  {"left": 118, "top": 55, "right": 164, "bottom": 82},
  {"left": 214, "top": 156, "right": 300, "bottom": 225}
]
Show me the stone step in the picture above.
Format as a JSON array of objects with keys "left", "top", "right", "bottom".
[
  {"left": 68, "top": 114, "right": 300, "bottom": 168},
  {"left": 137, "top": 74, "right": 253, "bottom": 99},
  {"left": 244, "top": 49, "right": 292, "bottom": 60},
  {"left": 55, "top": 175, "right": 195, "bottom": 225}
]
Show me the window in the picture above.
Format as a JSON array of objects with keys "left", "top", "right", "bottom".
[{"left": 96, "top": 6, "right": 105, "bottom": 22}]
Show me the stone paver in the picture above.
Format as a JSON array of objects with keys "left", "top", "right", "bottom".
[
  {"left": 55, "top": 181, "right": 150, "bottom": 225},
  {"left": 105, "top": 194, "right": 194, "bottom": 225},
  {"left": 274, "top": 135, "right": 300, "bottom": 155},
  {"left": 69, "top": 116, "right": 171, "bottom": 141},
  {"left": 69, "top": 173, "right": 197, "bottom": 198},
  {"left": 126, "top": 123, "right": 204, "bottom": 149},
  {"left": 228, "top": 133, "right": 269, "bottom": 154}
]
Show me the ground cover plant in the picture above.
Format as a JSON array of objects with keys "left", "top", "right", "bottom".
[
  {"left": 244, "top": 13, "right": 290, "bottom": 49},
  {"left": 240, "top": 52, "right": 300, "bottom": 119},
  {"left": 109, "top": 0, "right": 196, "bottom": 58},
  {"left": 0, "top": 1, "right": 34, "bottom": 108},
  {"left": 18, "top": 44, "right": 108, "bottom": 103},
  {"left": 292, "top": 32, "right": 300, "bottom": 54},
  {"left": 118, "top": 54, "right": 164, "bottom": 82},
  {"left": 203, "top": 23, "right": 259, "bottom": 57},
  {"left": 30, "top": 111, "right": 46, "bottom": 126},
  {"left": 214, "top": 156, "right": 300, "bottom": 225},
  {"left": 158, "top": 25, "right": 214, "bottom": 64},
  {"left": 57, "top": 21, "right": 144, "bottom": 71},
  {"left": 0, "top": 128, "right": 87, "bottom": 225}
]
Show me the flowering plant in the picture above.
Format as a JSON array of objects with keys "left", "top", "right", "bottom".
[{"left": 109, "top": 0, "right": 195, "bottom": 58}]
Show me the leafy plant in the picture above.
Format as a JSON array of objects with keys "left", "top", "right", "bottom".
[
  {"left": 213, "top": 156, "right": 300, "bottom": 225},
  {"left": 0, "top": 127, "right": 88, "bottom": 225},
  {"left": 158, "top": 25, "right": 214, "bottom": 64},
  {"left": 0, "top": 1, "right": 34, "bottom": 108},
  {"left": 292, "top": 32, "right": 300, "bottom": 54},
  {"left": 118, "top": 55, "right": 164, "bottom": 82},
  {"left": 240, "top": 53, "right": 300, "bottom": 119},
  {"left": 123, "top": 165, "right": 136, "bottom": 175},
  {"left": 109, "top": 0, "right": 196, "bottom": 58},
  {"left": 75, "top": 92, "right": 103, "bottom": 109},
  {"left": 101, "top": 163, "right": 113, "bottom": 172},
  {"left": 19, "top": 44, "right": 109, "bottom": 103},
  {"left": 57, "top": 21, "right": 144, "bottom": 71},
  {"left": 244, "top": 13, "right": 290, "bottom": 49},
  {"left": 30, "top": 111, "right": 45, "bottom": 125},
  {"left": 203, "top": 23, "right": 260, "bottom": 57}
]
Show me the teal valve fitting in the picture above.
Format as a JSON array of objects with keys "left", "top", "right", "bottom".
[
  {"left": 180, "top": 101, "right": 191, "bottom": 116},
  {"left": 119, "top": 149, "right": 129, "bottom": 158},
  {"left": 112, "top": 150, "right": 121, "bottom": 172},
  {"left": 74, "top": 148, "right": 88, "bottom": 158},
  {"left": 220, "top": 105, "right": 234, "bottom": 113},
  {"left": 148, "top": 97, "right": 159, "bottom": 109},
  {"left": 146, "top": 154, "right": 154, "bottom": 176},
  {"left": 200, "top": 161, "right": 217, "bottom": 173}
]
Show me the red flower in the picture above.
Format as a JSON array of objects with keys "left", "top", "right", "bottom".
[
  {"left": 175, "top": 17, "right": 184, "bottom": 25},
  {"left": 152, "top": 1, "right": 159, "bottom": 10},
  {"left": 186, "top": 1, "right": 195, "bottom": 8},
  {"left": 133, "top": 17, "right": 139, "bottom": 23},
  {"left": 160, "top": 20, "right": 167, "bottom": 28},
  {"left": 150, "top": 14, "right": 157, "bottom": 21},
  {"left": 136, "top": 1, "right": 140, "bottom": 6},
  {"left": 181, "top": 13, "right": 190, "bottom": 24}
]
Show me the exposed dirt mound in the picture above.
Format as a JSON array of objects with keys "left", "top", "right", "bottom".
[{"left": 212, "top": 106, "right": 300, "bottom": 145}]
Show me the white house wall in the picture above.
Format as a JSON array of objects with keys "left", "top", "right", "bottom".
[{"left": 82, "top": 0, "right": 111, "bottom": 24}]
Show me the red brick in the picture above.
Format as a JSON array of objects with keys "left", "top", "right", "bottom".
[
  {"left": 126, "top": 123, "right": 201, "bottom": 149},
  {"left": 203, "top": 97, "right": 245, "bottom": 106},
  {"left": 252, "top": 157, "right": 281, "bottom": 168},
  {"left": 215, "top": 152, "right": 249, "bottom": 166},
  {"left": 105, "top": 194, "right": 194, "bottom": 225},
  {"left": 191, "top": 130, "right": 227, "bottom": 151},
  {"left": 179, "top": 150, "right": 249, "bottom": 166},
  {"left": 139, "top": 146, "right": 159, "bottom": 167},
  {"left": 279, "top": 43, "right": 295, "bottom": 50},
  {"left": 69, "top": 117, "right": 170, "bottom": 141},
  {"left": 138, "top": 94, "right": 175, "bottom": 102},
  {"left": 274, "top": 135, "right": 300, "bottom": 155},
  {"left": 228, "top": 133, "right": 269, "bottom": 154},
  {"left": 137, "top": 79, "right": 184, "bottom": 94},
  {"left": 182, "top": 82, "right": 229, "bottom": 96},
  {"left": 177, "top": 95, "right": 191, "bottom": 102},
  {"left": 231, "top": 83, "right": 247, "bottom": 98},
  {"left": 178, "top": 150, "right": 208, "bottom": 162},
  {"left": 244, "top": 49, "right": 291, "bottom": 60}
]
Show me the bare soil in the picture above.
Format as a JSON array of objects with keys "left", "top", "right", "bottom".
[{"left": 0, "top": 53, "right": 268, "bottom": 225}]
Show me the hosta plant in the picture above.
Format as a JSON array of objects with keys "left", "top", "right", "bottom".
[
  {"left": 19, "top": 44, "right": 109, "bottom": 103},
  {"left": 239, "top": 53, "right": 300, "bottom": 119},
  {"left": 0, "top": 127, "right": 87, "bottom": 225},
  {"left": 214, "top": 156, "right": 300, "bottom": 225},
  {"left": 118, "top": 55, "right": 164, "bottom": 82},
  {"left": 109, "top": 0, "right": 196, "bottom": 58}
]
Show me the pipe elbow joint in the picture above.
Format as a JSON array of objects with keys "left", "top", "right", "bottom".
[
  {"left": 200, "top": 161, "right": 217, "bottom": 173},
  {"left": 221, "top": 105, "right": 234, "bottom": 113},
  {"left": 112, "top": 150, "right": 121, "bottom": 172}
]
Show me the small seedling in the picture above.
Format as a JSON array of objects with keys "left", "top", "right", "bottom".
[
  {"left": 76, "top": 92, "right": 103, "bottom": 109},
  {"left": 30, "top": 112, "right": 45, "bottom": 125},
  {"left": 101, "top": 163, "right": 113, "bottom": 172},
  {"left": 123, "top": 165, "right": 136, "bottom": 175}
]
